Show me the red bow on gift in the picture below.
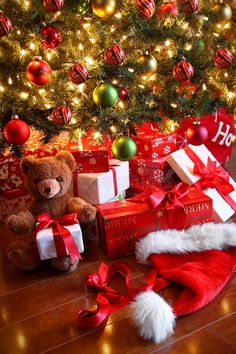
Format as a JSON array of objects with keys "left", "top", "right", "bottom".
[
  {"left": 184, "top": 146, "right": 236, "bottom": 212},
  {"left": 130, "top": 183, "right": 190, "bottom": 229},
  {"left": 35, "top": 213, "right": 82, "bottom": 262},
  {"left": 194, "top": 157, "right": 234, "bottom": 196},
  {"left": 78, "top": 262, "right": 161, "bottom": 330}
]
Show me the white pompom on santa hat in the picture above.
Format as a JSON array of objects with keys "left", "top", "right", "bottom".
[{"left": 131, "top": 222, "right": 236, "bottom": 344}]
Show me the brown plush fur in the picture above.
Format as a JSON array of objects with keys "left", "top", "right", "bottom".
[{"left": 6, "top": 151, "right": 97, "bottom": 271}]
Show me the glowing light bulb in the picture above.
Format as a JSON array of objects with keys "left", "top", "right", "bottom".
[
  {"left": 115, "top": 13, "right": 122, "bottom": 18},
  {"left": 8, "top": 77, "right": 13, "bottom": 85},
  {"left": 112, "top": 80, "right": 118, "bottom": 84},
  {"left": 20, "top": 49, "right": 27, "bottom": 56},
  {"left": 165, "top": 39, "right": 171, "bottom": 46},
  {"left": 20, "top": 92, "right": 29, "bottom": 99},
  {"left": 128, "top": 68, "right": 134, "bottom": 73},
  {"left": 79, "top": 43, "right": 83, "bottom": 51},
  {"left": 85, "top": 57, "right": 94, "bottom": 66},
  {"left": 46, "top": 53, "right": 52, "bottom": 61},
  {"left": 0, "top": 85, "right": 5, "bottom": 92},
  {"left": 202, "top": 84, "right": 207, "bottom": 91},
  {"left": 110, "top": 126, "right": 117, "bottom": 133},
  {"left": 29, "top": 42, "right": 35, "bottom": 50},
  {"left": 89, "top": 38, "right": 96, "bottom": 44}
]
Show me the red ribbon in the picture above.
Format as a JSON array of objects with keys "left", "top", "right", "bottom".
[
  {"left": 35, "top": 213, "right": 82, "bottom": 262},
  {"left": 184, "top": 146, "right": 236, "bottom": 211},
  {"left": 77, "top": 262, "right": 161, "bottom": 330},
  {"left": 109, "top": 164, "right": 119, "bottom": 196},
  {"left": 129, "top": 183, "right": 190, "bottom": 229}
]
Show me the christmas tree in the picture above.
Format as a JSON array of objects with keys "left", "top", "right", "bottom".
[{"left": 0, "top": 0, "right": 235, "bottom": 155}]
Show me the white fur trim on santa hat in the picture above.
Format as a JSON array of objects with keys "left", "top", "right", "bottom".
[
  {"left": 136, "top": 222, "right": 236, "bottom": 265},
  {"left": 130, "top": 290, "right": 176, "bottom": 343}
]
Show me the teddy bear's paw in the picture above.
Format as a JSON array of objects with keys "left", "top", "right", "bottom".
[
  {"left": 50, "top": 256, "right": 79, "bottom": 271},
  {"left": 6, "top": 211, "right": 35, "bottom": 235},
  {"left": 7, "top": 240, "right": 41, "bottom": 270},
  {"left": 78, "top": 204, "right": 97, "bottom": 224}
]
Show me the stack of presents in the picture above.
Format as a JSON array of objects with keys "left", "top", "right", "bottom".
[{"left": 1, "top": 122, "right": 236, "bottom": 262}]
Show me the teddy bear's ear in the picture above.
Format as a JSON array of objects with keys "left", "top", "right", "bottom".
[
  {"left": 56, "top": 151, "right": 76, "bottom": 172},
  {"left": 20, "top": 156, "right": 36, "bottom": 175}
]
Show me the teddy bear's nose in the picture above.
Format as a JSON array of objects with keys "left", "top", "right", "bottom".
[{"left": 44, "top": 187, "right": 51, "bottom": 194}]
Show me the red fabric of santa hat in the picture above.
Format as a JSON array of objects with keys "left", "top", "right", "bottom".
[{"left": 131, "top": 222, "right": 236, "bottom": 344}]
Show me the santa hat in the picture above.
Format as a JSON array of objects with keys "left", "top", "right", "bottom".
[{"left": 131, "top": 222, "right": 236, "bottom": 344}]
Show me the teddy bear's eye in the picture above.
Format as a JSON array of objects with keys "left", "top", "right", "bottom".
[
  {"left": 34, "top": 178, "right": 40, "bottom": 184},
  {"left": 56, "top": 176, "right": 63, "bottom": 182}
]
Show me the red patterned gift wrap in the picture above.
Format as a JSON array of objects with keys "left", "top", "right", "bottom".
[
  {"left": 96, "top": 183, "right": 213, "bottom": 259},
  {"left": 67, "top": 138, "right": 110, "bottom": 174},
  {"left": 132, "top": 123, "right": 177, "bottom": 159},
  {"left": 0, "top": 189, "right": 32, "bottom": 222},
  {"left": 129, "top": 155, "right": 180, "bottom": 189}
]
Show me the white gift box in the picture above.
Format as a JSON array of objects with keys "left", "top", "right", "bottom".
[
  {"left": 167, "top": 144, "right": 236, "bottom": 222},
  {"left": 73, "top": 159, "right": 129, "bottom": 205},
  {"left": 36, "top": 223, "right": 84, "bottom": 260}
]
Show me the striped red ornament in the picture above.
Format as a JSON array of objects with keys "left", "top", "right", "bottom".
[
  {"left": 136, "top": 0, "right": 155, "bottom": 20},
  {"left": 69, "top": 63, "right": 89, "bottom": 85},
  {"left": 104, "top": 44, "right": 124, "bottom": 65},
  {"left": 43, "top": 0, "right": 64, "bottom": 12},
  {"left": 214, "top": 48, "right": 234, "bottom": 69},
  {"left": 52, "top": 104, "right": 72, "bottom": 125},
  {"left": 0, "top": 11, "right": 12, "bottom": 38},
  {"left": 173, "top": 59, "right": 194, "bottom": 82},
  {"left": 177, "top": 0, "right": 198, "bottom": 14}
]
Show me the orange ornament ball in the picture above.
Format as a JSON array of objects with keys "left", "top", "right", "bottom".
[{"left": 26, "top": 57, "right": 52, "bottom": 86}]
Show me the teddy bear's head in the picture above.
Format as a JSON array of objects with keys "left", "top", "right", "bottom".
[{"left": 21, "top": 151, "right": 76, "bottom": 200}]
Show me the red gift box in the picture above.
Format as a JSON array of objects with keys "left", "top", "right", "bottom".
[
  {"left": 97, "top": 184, "right": 212, "bottom": 259},
  {"left": 67, "top": 137, "right": 110, "bottom": 173},
  {"left": 132, "top": 123, "right": 177, "bottom": 159},
  {"left": 129, "top": 156, "right": 180, "bottom": 189},
  {"left": 0, "top": 188, "right": 32, "bottom": 222}
]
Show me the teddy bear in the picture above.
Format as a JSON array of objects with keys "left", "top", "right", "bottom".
[{"left": 6, "top": 151, "right": 97, "bottom": 271}]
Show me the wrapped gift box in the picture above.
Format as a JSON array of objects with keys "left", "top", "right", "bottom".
[
  {"left": 167, "top": 144, "right": 236, "bottom": 222},
  {"left": 73, "top": 160, "right": 129, "bottom": 205},
  {"left": 36, "top": 215, "right": 84, "bottom": 260},
  {"left": 132, "top": 123, "right": 177, "bottom": 159},
  {"left": 0, "top": 189, "right": 32, "bottom": 222},
  {"left": 67, "top": 135, "right": 110, "bottom": 173},
  {"left": 97, "top": 184, "right": 212, "bottom": 259},
  {"left": 82, "top": 191, "right": 126, "bottom": 241},
  {"left": 129, "top": 156, "right": 180, "bottom": 189}
]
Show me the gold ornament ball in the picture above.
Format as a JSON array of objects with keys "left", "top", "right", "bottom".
[
  {"left": 212, "top": 1, "right": 232, "bottom": 22},
  {"left": 112, "top": 136, "right": 137, "bottom": 161},
  {"left": 138, "top": 54, "right": 158, "bottom": 76},
  {"left": 92, "top": 0, "right": 118, "bottom": 18}
]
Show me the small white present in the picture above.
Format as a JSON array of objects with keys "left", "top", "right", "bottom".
[
  {"left": 73, "top": 159, "right": 129, "bottom": 205},
  {"left": 35, "top": 213, "right": 84, "bottom": 261},
  {"left": 167, "top": 144, "right": 236, "bottom": 222}
]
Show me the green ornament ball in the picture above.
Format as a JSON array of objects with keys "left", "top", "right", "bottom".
[
  {"left": 93, "top": 84, "right": 118, "bottom": 107},
  {"left": 112, "top": 136, "right": 137, "bottom": 161}
]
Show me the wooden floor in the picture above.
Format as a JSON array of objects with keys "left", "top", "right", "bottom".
[{"left": 1, "top": 147, "right": 236, "bottom": 354}]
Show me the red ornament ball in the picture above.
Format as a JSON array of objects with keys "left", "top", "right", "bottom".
[
  {"left": 104, "top": 44, "right": 125, "bottom": 65},
  {"left": 118, "top": 87, "right": 129, "bottom": 101},
  {"left": 52, "top": 104, "right": 72, "bottom": 125},
  {"left": 136, "top": 0, "right": 155, "bottom": 20},
  {"left": 40, "top": 25, "right": 62, "bottom": 49},
  {"left": 4, "top": 116, "right": 30, "bottom": 145},
  {"left": 214, "top": 48, "right": 234, "bottom": 69},
  {"left": 26, "top": 57, "right": 52, "bottom": 86},
  {"left": 0, "top": 11, "right": 12, "bottom": 38},
  {"left": 43, "top": 0, "right": 64, "bottom": 12},
  {"left": 186, "top": 123, "right": 208, "bottom": 146},
  {"left": 173, "top": 59, "right": 194, "bottom": 82},
  {"left": 176, "top": 0, "right": 198, "bottom": 14},
  {"left": 157, "top": 1, "right": 178, "bottom": 20},
  {"left": 69, "top": 63, "right": 89, "bottom": 85}
]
